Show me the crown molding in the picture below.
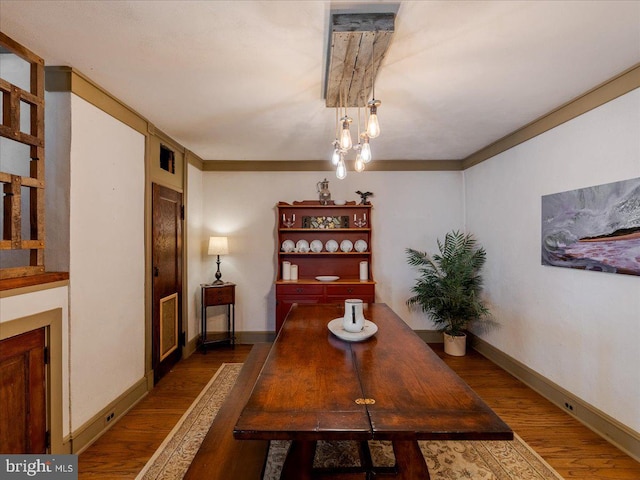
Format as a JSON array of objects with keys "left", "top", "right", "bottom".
[
  {"left": 201, "top": 159, "right": 461, "bottom": 172},
  {"left": 44, "top": 62, "right": 639, "bottom": 174},
  {"left": 462, "top": 63, "right": 640, "bottom": 169}
]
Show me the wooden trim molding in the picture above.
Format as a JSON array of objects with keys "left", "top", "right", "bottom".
[
  {"left": 186, "top": 150, "right": 205, "bottom": 171},
  {"left": 471, "top": 334, "right": 640, "bottom": 462},
  {"left": 462, "top": 63, "right": 640, "bottom": 169},
  {"left": 414, "top": 330, "right": 445, "bottom": 343},
  {"left": 45, "top": 61, "right": 638, "bottom": 174},
  {"left": 196, "top": 65, "right": 639, "bottom": 173},
  {"left": 368, "top": 160, "right": 462, "bottom": 171},
  {"left": 201, "top": 159, "right": 462, "bottom": 172},
  {"left": 70, "top": 376, "right": 149, "bottom": 454},
  {"left": 45, "top": 66, "right": 148, "bottom": 135},
  {"left": 0, "top": 272, "right": 69, "bottom": 294}
]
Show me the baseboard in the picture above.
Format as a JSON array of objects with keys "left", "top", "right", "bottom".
[
  {"left": 184, "top": 332, "right": 277, "bottom": 352},
  {"left": 235, "top": 331, "right": 277, "bottom": 344},
  {"left": 414, "top": 330, "right": 444, "bottom": 343},
  {"left": 470, "top": 334, "right": 640, "bottom": 462},
  {"left": 70, "top": 375, "right": 150, "bottom": 454},
  {"left": 232, "top": 331, "right": 440, "bottom": 344},
  {"left": 184, "top": 334, "right": 199, "bottom": 358}
]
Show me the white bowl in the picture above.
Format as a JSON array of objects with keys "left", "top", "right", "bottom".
[
  {"left": 334, "top": 200, "right": 346, "bottom": 205},
  {"left": 316, "top": 276, "right": 340, "bottom": 282}
]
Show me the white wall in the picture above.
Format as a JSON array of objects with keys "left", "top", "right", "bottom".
[
  {"left": 69, "top": 96, "right": 146, "bottom": 430},
  {"left": 45, "top": 91, "right": 71, "bottom": 272},
  {"left": 187, "top": 163, "right": 204, "bottom": 343},
  {"left": 199, "top": 170, "right": 464, "bottom": 332},
  {"left": 465, "top": 88, "right": 640, "bottom": 432}
]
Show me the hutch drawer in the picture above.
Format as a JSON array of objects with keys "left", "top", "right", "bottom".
[
  {"left": 325, "top": 284, "right": 373, "bottom": 297},
  {"left": 277, "top": 284, "right": 324, "bottom": 296}
]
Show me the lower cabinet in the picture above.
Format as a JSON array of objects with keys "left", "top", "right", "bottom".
[{"left": 275, "top": 282, "right": 375, "bottom": 332}]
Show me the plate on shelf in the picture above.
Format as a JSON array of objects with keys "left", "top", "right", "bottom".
[
  {"left": 354, "top": 239, "right": 368, "bottom": 252},
  {"left": 325, "top": 239, "right": 339, "bottom": 252},
  {"left": 328, "top": 318, "right": 378, "bottom": 342},
  {"left": 315, "top": 276, "right": 339, "bottom": 282},
  {"left": 296, "top": 239, "right": 310, "bottom": 253},
  {"left": 340, "top": 239, "right": 353, "bottom": 252},
  {"left": 310, "top": 239, "right": 323, "bottom": 252},
  {"left": 281, "top": 239, "right": 295, "bottom": 252}
]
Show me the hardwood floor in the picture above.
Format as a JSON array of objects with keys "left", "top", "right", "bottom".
[
  {"left": 78, "top": 343, "right": 640, "bottom": 479},
  {"left": 434, "top": 346, "right": 640, "bottom": 480},
  {"left": 79, "top": 345, "right": 253, "bottom": 479}
]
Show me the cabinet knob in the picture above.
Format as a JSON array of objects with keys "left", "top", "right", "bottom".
[
  {"left": 347, "top": 288, "right": 353, "bottom": 293},
  {"left": 296, "top": 288, "right": 303, "bottom": 293}
]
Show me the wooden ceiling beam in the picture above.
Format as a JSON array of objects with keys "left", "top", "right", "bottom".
[{"left": 325, "top": 13, "right": 395, "bottom": 108}]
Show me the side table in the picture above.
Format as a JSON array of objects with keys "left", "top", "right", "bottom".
[{"left": 201, "top": 282, "right": 235, "bottom": 348}]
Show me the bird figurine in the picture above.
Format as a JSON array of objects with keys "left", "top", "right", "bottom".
[{"left": 356, "top": 191, "right": 373, "bottom": 205}]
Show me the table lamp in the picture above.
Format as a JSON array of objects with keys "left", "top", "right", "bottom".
[{"left": 208, "top": 236, "right": 229, "bottom": 284}]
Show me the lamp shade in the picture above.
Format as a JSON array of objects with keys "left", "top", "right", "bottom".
[{"left": 208, "top": 236, "right": 229, "bottom": 256}]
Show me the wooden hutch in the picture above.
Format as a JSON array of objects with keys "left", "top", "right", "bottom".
[{"left": 275, "top": 201, "right": 375, "bottom": 331}]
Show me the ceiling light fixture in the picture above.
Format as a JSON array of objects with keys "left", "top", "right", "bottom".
[
  {"left": 340, "top": 113, "right": 353, "bottom": 150},
  {"left": 366, "top": 41, "right": 381, "bottom": 139},
  {"left": 324, "top": 12, "right": 395, "bottom": 179}
]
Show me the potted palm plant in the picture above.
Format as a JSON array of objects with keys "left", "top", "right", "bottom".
[{"left": 406, "top": 230, "right": 490, "bottom": 356}]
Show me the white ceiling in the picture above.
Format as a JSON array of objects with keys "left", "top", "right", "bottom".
[{"left": 1, "top": 1, "right": 639, "bottom": 162}]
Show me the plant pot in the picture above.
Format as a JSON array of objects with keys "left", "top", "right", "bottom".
[{"left": 443, "top": 332, "right": 467, "bottom": 356}]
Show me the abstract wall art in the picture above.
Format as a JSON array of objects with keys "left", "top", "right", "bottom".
[{"left": 541, "top": 177, "right": 640, "bottom": 276}]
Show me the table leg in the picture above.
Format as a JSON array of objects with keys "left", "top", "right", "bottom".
[
  {"left": 280, "top": 440, "right": 316, "bottom": 480},
  {"left": 392, "top": 441, "right": 430, "bottom": 479}
]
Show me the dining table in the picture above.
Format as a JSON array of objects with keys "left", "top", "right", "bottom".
[{"left": 233, "top": 303, "right": 513, "bottom": 479}]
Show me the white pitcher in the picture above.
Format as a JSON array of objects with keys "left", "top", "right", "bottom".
[{"left": 343, "top": 299, "right": 365, "bottom": 332}]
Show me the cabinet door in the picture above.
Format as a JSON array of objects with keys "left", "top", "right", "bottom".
[{"left": 0, "top": 328, "right": 47, "bottom": 453}]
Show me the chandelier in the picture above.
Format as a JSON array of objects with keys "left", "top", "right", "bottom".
[
  {"left": 330, "top": 95, "right": 380, "bottom": 179},
  {"left": 324, "top": 12, "right": 394, "bottom": 179}
]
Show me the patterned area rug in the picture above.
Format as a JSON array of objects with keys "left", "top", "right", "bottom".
[{"left": 137, "top": 363, "right": 564, "bottom": 480}]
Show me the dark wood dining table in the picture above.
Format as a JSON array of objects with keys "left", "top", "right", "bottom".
[{"left": 233, "top": 303, "right": 513, "bottom": 479}]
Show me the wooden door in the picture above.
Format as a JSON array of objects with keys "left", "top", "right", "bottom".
[
  {"left": 0, "top": 328, "right": 47, "bottom": 453},
  {"left": 152, "top": 183, "right": 183, "bottom": 384}
]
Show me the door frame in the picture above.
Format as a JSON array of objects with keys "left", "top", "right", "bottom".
[{"left": 145, "top": 131, "right": 190, "bottom": 386}]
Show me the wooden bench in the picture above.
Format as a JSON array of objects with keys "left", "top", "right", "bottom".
[{"left": 184, "top": 343, "right": 271, "bottom": 480}]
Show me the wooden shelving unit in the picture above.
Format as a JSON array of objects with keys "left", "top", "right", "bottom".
[{"left": 275, "top": 201, "right": 375, "bottom": 331}]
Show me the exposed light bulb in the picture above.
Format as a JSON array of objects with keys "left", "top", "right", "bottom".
[
  {"left": 340, "top": 117, "right": 353, "bottom": 150},
  {"left": 354, "top": 153, "right": 365, "bottom": 173},
  {"left": 331, "top": 148, "right": 340, "bottom": 166},
  {"left": 336, "top": 156, "right": 347, "bottom": 179},
  {"left": 360, "top": 137, "right": 372, "bottom": 163},
  {"left": 366, "top": 100, "right": 381, "bottom": 138}
]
